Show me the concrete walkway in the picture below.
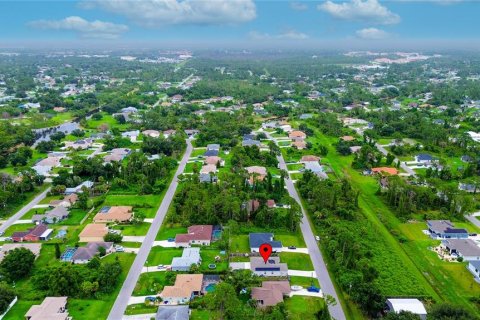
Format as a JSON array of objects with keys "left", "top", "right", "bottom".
[
  {"left": 12, "top": 219, "right": 32, "bottom": 225},
  {"left": 140, "top": 266, "right": 169, "bottom": 274},
  {"left": 152, "top": 240, "right": 176, "bottom": 247},
  {"left": 290, "top": 289, "right": 323, "bottom": 298}
]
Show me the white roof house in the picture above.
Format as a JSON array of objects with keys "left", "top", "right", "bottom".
[{"left": 386, "top": 299, "right": 427, "bottom": 320}]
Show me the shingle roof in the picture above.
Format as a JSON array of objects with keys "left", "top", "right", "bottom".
[{"left": 249, "top": 233, "right": 282, "bottom": 249}]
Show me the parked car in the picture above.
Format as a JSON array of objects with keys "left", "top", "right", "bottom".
[
  {"left": 288, "top": 246, "right": 296, "bottom": 249},
  {"left": 307, "top": 286, "right": 320, "bottom": 293},
  {"left": 115, "top": 246, "right": 124, "bottom": 252},
  {"left": 0, "top": 231, "right": 4, "bottom": 236},
  {"left": 315, "top": 236, "right": 320, "bottom": 241},
  {"left": 167, "top": 237, "right": 175, "bottom": 242},
  {"left": 157, "top": 264, "right": 165, "bottom": 269}
]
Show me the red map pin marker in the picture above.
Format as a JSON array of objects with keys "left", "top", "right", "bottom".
[{"left": 259, "top": 243, "right": 273, "bottom": 263}]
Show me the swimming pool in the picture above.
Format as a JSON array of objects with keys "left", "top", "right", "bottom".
[
  {"left": 213, "top": 229, "right": 222, "bottom": 240},
  {"left": 205, "top": 283, "right": 216, "bottom": 293},
  {"left": 60, "top": 247, "right": 77, "bottom": 262}
]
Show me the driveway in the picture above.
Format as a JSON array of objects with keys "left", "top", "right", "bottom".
[
  {"left": 140, "top": 266, "right": 169, "bottom": 274},
  {"left": 288, "top": 270, "right": 317, "bottom": 277},
  {"left": 127, "top": 296, "right": 150, "bottom": 305},
  {"left": 0, "top": 186, "right": 51, "bottom": 234},
  {"left": 152, "top": 240, "right": 176, "bottom": 247},
  {"left": 107, "top": 140, "right": 193, "bottom": 320},
  {"left": 282, "top": 247, "right": 309, "bottom": 254},
  {"left": 122, "top": 236, "right": 146, "bottom": 242},
  {"left": 123, "top": 314, "right": 156, "bottom": 320},
  {"left": 290, "top": 289, "right": 323, "bottom": 298}
]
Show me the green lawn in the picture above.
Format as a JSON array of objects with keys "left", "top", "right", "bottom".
[
  {"left": 112, "top": 222, "right": 151, "bottom": 236},
  {"left": 125, "top": 303, "right": 157, "bottom": 315},
  {"left": 288, "top": 276, "right": 319, "bottom": 288},
  {"left": 103, "top": 194, "right": 160, "bottom": 218},
  {"left": 156, "top": 225, "right": 187, "bottom": 241},
  {"left": 230, "top": 234, "right": 250, "bottom": 253},
  {"left": 21, "top": 207, "right": 48, "bottom": 219},
  {"left": 0, "top": 183, "right": 50, "bottom": 219},
  {"left": 285, "top": 296, "right": 327, "bottom": 320},
  {"left": 146, "top": 247, "right": 183, "bottom": 266},
  {"left": 279, "top": 252, "right": 314, "bottom": 271},
  {"left": 133, "top": 272, "right": 173, "bottom": 296},
  {"left": 59, "top": 208, "right": 88, "bottom": 225},
  {"left": 199, "top": 248, "right": 228, "bottom": 272},
  {"left": 3, "top": 223, "right": 35, "bottom": 236}
]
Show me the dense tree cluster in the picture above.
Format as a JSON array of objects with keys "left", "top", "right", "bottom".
[
  {"left": 32, "top": 258, "right": 122, "bottom": 298},
  {"left": 0, "top": 122, "right": 35, "bottom": 168},
  {"left": 0, "top": 170, "right": 45, "bottom": 217}
]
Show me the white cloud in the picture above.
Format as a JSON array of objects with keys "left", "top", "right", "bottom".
[
  {"left": 290, "top": 2, "right": 308, "bottom": 11},
  {"left": 249, "top": 30, "right": 309, "bottom": 40},
  {"left": 318, "top": 0, "right": 400, "bottom": 25},
  {"left": 83, "top": 0, "right": 256, "bottom": 27},
  {"left": 356, "top": 27, "right": 389, "bottom": 39},
  {"left": 28, "top": 16, "right": 128, "bottom": 39}
]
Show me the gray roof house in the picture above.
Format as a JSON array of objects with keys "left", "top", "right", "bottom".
[
  {"left": 156, "top": 305, "right": 190, "bottom": 320},
  {"left": 249, "top": 233, "right": 282, "bottom": 253},
  {"left": 250, "top": 256, "right": 288, "bottom": 277},
  {"left": 242, "top": 139, "right": 261, "bottom": 147},
  {"left": 65, "top": 181, "right": 94, "bottom": 195},
  {"left": 427, "top": 220, "right": 468, "bottom": 239},
  {"left": 72, "top": 242, "right": 113, "bottom": 264},
  {"left": 442, "top": 239, "right": 480, "bottom": 261},
  {"left": 32, "top": 206, "right": 69, "bottom": 224},
  {"left": 171, "top": 247, "right": 201, "bottom": 271},
  {"left": 206, "top": 144, "right": 220, "bottom": 151}
]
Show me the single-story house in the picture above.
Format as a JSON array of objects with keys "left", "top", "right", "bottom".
[
  {"left": 79, "top": 223, "right": 109, "bottom": 242},
  {"left": 25, "top": 297, "right": 69, "bottom": 320},
  {"left": 65, "top": 181, "right": 93, "bottom": 195},
  {"left": 63, "top": 139, "right": 93, "bottom": 150},
  {"left": 341, "top": 136, "right": 355, "bottom": 142},
  {"left": 71, "top": 242, "right": 114, "bottom": 264},
  {"left": 350, "top": 146, "right": 362, "bottom": 153},
  {"left": 427, "top": 220, "right": 468, "bottom": 239},
  {"left": 199, "top": 173, "right": 217, "bottom": 183},
  {"left": 204, "top": 156, "right": 224, "bottom": 167},
  {"left": 50, "top": 193, "right": 78, "bottom": 208},
  {"left": 250, "top": 257, "right": 288, "bottom": 277},
  {"left": 252, "top": 281, "right": 291, "bottom": 308},
  {"left": 12, "top": 224, "right": 53, "bottom": 242},
  {"left": 292, "top": 140, "right": 307, "bottom": 150},
  {"left": 160, "top": 274, "right": 203, "bottom": 305},
  {"left": 468, "top": 260, "right": 480, "bottom": 280},
  {"left": 142, "top": 130, "right": 161, "bottom": 138},
  {"left": 122, "top": 130, "right": 140, "bottom": 142},
  {"left": 300, "top": 155, "right": 320, "bottom": 163},
  {"left": 121, "top": 107, "right": 138, "bottom": 114},
  {"left": 163, "top": 129, "right": 177, "bottom": 138},
  {"left": 242, "top": 139, "right": 262, "bottom": 147},
  {"left": 175, "top": 225, "right": 213, "bottom": 247},
  {"left": 289, "top": 130, "right": 306, "bottom": 142},
  {"left": 156, "top": 305, "right": 190, "bottom": 320},
  {"left": 245, "top": 166, "right": 267, "bottom": 185},
  {"left": 249, "top": 233, "right": 282, "bottom": 253},
  {"left": 415, "top": 154, "right": 434, "bottom": 163},
  {"left": 200, "top": 164, "right": 217, "bottom": 175},
  {"left": 103, "top": 148, "right": 131, "bottom": 163},
  {"left": 206, "top": 144, "right": 220, "bottom": 151},
  {"left": 93, "top": 206, "right": 133, "bottom": 223},
  {"left": 0, "top": 243, "right": 41, "bottom": 262},
  {"left": 32, "top": 206, "right": 69, "bottom": 224},
  {"left": 184, "top": 129, "right": 199, "bottom": 138},
  {"left": 203, "top": 149, "right": 219, "bottom": 157},
  {"left": 35, "top": 156, "right": 62, "bottom": 167},
  {"left": 171, "top": 247, "right": 201, "bottom": 272},
  {"left": 442, "top": 239, "right": 480, "bottom": 261},
  {"left": 385, "top": 299, "right": 427, "bottom": 320}
]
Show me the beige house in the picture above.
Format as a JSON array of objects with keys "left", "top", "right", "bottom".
[
  {"left": 79, "top": 223, "right": 109, "bottom": 242},
  {"left": 25, "top": 296, "right": 70, "bottom": 320},
  {"left": 93, "top": 206, "right": 133, "bottom": 223},
  {"left": 160, "top": 274, "right": 203, "bottom": 305}
]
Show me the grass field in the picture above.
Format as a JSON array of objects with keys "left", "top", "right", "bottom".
[
  {"left": 125, "top": 303, "right": 157, "bottom": 315},
  {"left": 199, "top": 248, "right": 228, "bottom": 272},
  {"left": 146, "top": 247, "right": 183, "bottom": 266},
  {"left": 133, "top": 272, "right": 172, "bottom": 296},
  {"left": 103, "top": 194, "right": 160, "bottom": 218},
  {"left": 279, "top": 252, "right": 314, "bottom": 271},
  {"left": 306, "top": 129, "right": 480, "bottom": 315},
  {"left": 112, "top": 222, "right": 151, "bottom": 236},
  {"left": 285, "top": 296, "right": 327, "bottom": 320}
]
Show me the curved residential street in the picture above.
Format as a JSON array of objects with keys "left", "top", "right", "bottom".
[{"left": 107, "top": 140, "right": 193, "bottom": 320}]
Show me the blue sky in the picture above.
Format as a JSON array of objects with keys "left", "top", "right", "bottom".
[{"left": 0, "top": 0, "right": 479, "bottom": 48}]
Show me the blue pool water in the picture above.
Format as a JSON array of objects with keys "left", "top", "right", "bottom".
[
  {"left": 213, "top": 230, "right": 222, "bottom": 240},
  {"left": 60, "top": 248, "right": 77, "bottom": 261},
  {"left": 205, "top": 283, "right": 216, "bottom": 293}
]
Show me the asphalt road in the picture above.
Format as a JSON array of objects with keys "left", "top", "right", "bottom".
[
  {"left": 0, "top": 186, "right": 51, "bottom": 234},
  {"left": 277, "top": 153, "right": 347, "bottom": 320},
  {"left": 107, "top": 140, "right": 193, "bottom": 320}
]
